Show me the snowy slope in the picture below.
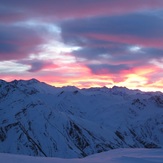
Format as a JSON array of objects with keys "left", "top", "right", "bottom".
[
  {"left": 0, "top": 79, "right": 163, "bottom": 158},
  {"left": 1, "top": 148, "right": 163, "bottom": 163}
]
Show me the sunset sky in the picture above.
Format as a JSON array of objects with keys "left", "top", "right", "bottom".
[{"left": 0, "top": 0, "right": 163, "bottom": 91}]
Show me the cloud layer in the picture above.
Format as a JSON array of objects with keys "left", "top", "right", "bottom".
[{"left": 0, "top": 0, "right": 163, "bottom": 91}]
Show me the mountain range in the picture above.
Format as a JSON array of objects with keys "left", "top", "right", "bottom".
[{"left": 0, "top": 79, "right": 163, "bottom": 158}]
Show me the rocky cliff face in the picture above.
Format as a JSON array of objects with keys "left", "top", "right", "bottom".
[{"left": 0, "top": 79, "right": 163, "bottom": 158}]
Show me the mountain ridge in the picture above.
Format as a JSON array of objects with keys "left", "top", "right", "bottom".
[
  {"left": 1, "top": 78, "right": 162, "bottom": 93},
  {"left": 0, "top": 79, "right": 163, "bottom": 158}
]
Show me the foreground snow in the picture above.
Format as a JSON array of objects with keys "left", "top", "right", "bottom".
[{"left": 1, "top": 148, "right": 163, "bottom": 163}]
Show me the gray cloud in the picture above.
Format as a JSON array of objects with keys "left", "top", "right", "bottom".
[
  {"left": 60, "top": 13, "right": 163, "bottom": 42},
  {"left": 59, "top": 12, "right": 163, "bottom": 74},
  {"left": 18, "top": 59, "right": 55, "bottom": 72},
  {"left": 28, "top": 61, "right": 47, "bottom": 72},
  {"left": 0, "top": 24, "right": 48, "bottom": 61},
  {"left": 88, "top": 64, "right": 131, "bottom": 74}
]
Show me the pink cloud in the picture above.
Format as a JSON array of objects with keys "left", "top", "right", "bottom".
[
  {"left": 86, "top": 33, "right": 163, "bottom": 49},
  {"left": 0, "top": 61, "right": 162, "bottom": 92},
  {"left": 1, "top": 0, "right": 163, "bottom": 22}
]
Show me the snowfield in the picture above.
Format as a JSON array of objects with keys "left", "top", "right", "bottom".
[{"left": 1, "top": 148, "right": 163, "bottom": 163}]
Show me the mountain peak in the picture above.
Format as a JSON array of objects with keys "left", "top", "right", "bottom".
[
  {"left": 10, "top": 78, "right": 40, "bottom": 85},
  {"left": 27, "top": 78, "right": 40, "bottom": 84}
]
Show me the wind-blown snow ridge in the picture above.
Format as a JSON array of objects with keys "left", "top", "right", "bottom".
[{"left": 0, "top": 79, "right": 163, "bottom": 158}]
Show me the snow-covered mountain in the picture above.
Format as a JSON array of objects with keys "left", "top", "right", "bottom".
[{"left": 0, "top": 79, "right": 163, "bottom": 158}]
